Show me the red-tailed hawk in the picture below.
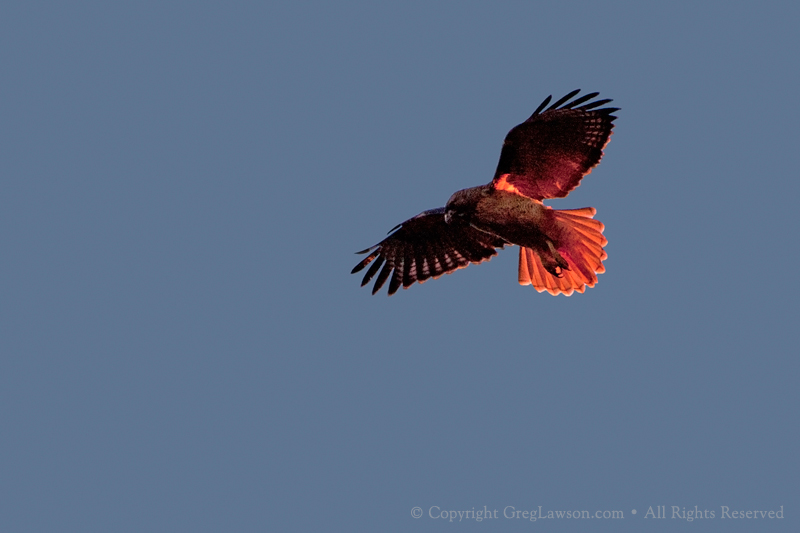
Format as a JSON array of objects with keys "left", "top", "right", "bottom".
[{"left": 352, "top": 89, "right": 618, "bottom": 296}]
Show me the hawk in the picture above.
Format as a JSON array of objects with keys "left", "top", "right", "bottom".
[{"left": 352, "top": 89, "right": 619, "bottom": 296}]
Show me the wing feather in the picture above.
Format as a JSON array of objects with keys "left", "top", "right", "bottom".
[
  {"left": 491, "top": 90, "right": 618, "bottom": 200},
  {"left": 351, "top": 208, "right": 506, "bottom": 296},
  {"left": 561, "top": 91, "right": 598, "bottom": 109},
  {"left": 529, "top": 95, "right": 551, "bottom": 118},
  {"left": 360, "top": 255, "right": 384, "bottom": 287},
  {"left": 546, "top": 88, "right": 581, "bottom": 111},
  {"left": 372, "top": 262, "right": 393, "bottom": 295},
  {"left": 388, "top": 256, "right": 404, "bottom": 296}
]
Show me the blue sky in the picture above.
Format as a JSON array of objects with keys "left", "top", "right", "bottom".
[{"left": 1, "top": 1, "right": 798, "bottom": 531}]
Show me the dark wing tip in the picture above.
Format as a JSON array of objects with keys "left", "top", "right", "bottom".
[
  {"left": 355, "top": 246, "right": 377, "bottom": 255},
  {"left": 387, "top": 270, "right": 402, "bottom": 296},
  {"left": 371, "top": 262, "right": 392, "bottom": 295},
  {"left": 562, "top": 91, "right": 598, "bottom": 109},
  {"left": 531, "top": 91, "right": 619, "bottom": 115},
  {"left": 360, "top": 256, "right": 384, "bottom": 286},
  {"left": 579, "top": 98, "right": 612, "bottom": 111},
  {"left": 352, "top": 248, "right": 380, "bottom": 273},
  {"left": 546, "top": 89, "right": 581, "bottom": 111},
  {"left": 529, "top": 94, "right": 552, "bottom": 119},
  {"left": 528, "top": 90, "right": 619, "bottom": 120}
]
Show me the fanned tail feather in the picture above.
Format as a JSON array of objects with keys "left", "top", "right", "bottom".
[{"left": 518, "top": 207, "right": 608, "bottom": 296}]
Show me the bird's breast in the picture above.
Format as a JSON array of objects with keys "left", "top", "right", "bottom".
[{"left": 473, "top": 190, "right": 553, "bottom": 247}]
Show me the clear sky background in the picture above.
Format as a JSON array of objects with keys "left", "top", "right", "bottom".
[{"left": 1, "top": 1, "right": 798, "bottom": 531}]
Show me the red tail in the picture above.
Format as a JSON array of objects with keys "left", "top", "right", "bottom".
[{"left": 518, "top": 207, "right": 607, "bottom": 296}]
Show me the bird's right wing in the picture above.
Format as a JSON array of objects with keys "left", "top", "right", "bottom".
[
  {"left": 491, "top": 90, "right": 618, "bottom": 200},
  {"left": 352, "top": 208, "right": 507, "bottom": 296}
]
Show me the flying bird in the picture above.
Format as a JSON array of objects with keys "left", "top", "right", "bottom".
[{"left": 352, "top": 89, "right": 618, "bottom": 296}]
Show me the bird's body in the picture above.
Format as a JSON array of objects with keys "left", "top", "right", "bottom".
[
  {"left": 448, "top": 186, "right": 551, "bottom": 247},
  {"left": 352, "top": 90, "right": 618, "bottom": 296}
]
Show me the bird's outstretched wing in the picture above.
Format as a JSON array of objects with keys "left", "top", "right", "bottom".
[
  {"left": 351, "top": 208, "right": 506, "bottom": 296},
  {"left": 491, "top": 90, "right": 618, "bottom": 200}
]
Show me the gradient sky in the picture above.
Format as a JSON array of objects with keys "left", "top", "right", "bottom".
[{"left": 1, "top": 1, "right": 798, "bottom": 531}]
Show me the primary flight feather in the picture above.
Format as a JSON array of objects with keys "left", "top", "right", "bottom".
[{"left": 352, "top": 89, "right": 619, "bottom": 296}]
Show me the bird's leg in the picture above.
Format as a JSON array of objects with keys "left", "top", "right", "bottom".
[{"left": 538, "top": 240, "right": 570, "bottom": 277}]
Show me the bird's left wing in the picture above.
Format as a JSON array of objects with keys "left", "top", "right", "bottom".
[
  {"left": 352, "top": 208, "right": 507, "bottom": 296},
  {"left": 491, "top": 90, "right": 618, "bottom": 200}
]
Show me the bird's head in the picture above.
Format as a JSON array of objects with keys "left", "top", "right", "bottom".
[{"left": 444, "top": 186, "right": 485, "bottom": 224}]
